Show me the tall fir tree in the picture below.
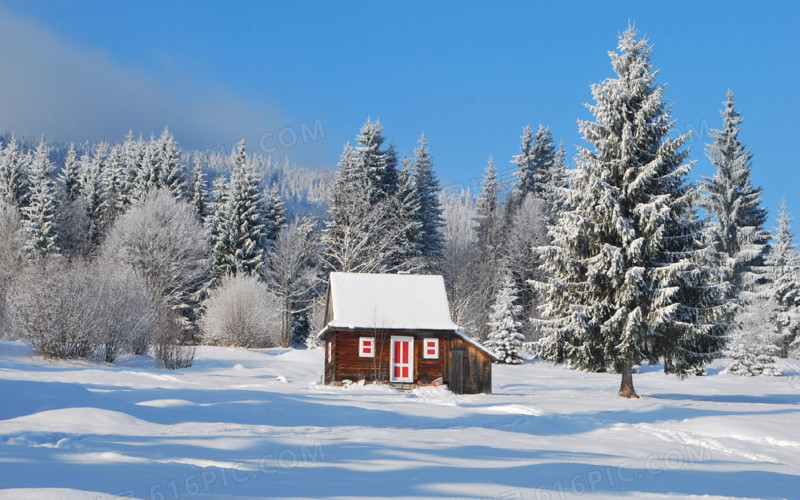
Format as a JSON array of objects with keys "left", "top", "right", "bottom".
[
  {"left": 355, "top": 118, "right": 398, "bottom": 202},
  {"left": 700, "top": 90, "right": 770, "bottom": 299},
  {"left": 0, "top": 133, "right": 27, "bottom": 207},
  {"left": 394, "top": 154, "right": 423, "bottom": 268},
  {"left": 228, "top": 139, "right": 266, "bottom": 276},
  {"left": 261, "top": 183, "right": 287, "bottom": 251},
  {"left": 21, "top": 140, "right": 60, "bottom": 260},
  {"left": 509, "top": 124, "right": 564, "bottom": 221},
  {"left": 323, "top": 139, "right": 415, "bottom": 274},
  {"left": 79, "top": 143, "right": 111, "bottom": 249},
  {"left": 208, "top": 140, "right": 272, "bottom": 281},
  {"left": 207, "top": 175, "right": 231, "bottom": 286},
  {"left": 188, "top": 152, "right": 209, "bottom": 219},
  {"left": 129, "top": 135, "right": 159, "bottom": 204},
  {"left": 412, "top": 133, "right": 445, "bottom": 271},
  {"left": 535, "top": 26, "right": 727, "bottom": 397},
  {"left": 511, "top": 125, "right": 536, "bottom": 198},
  {"left": 124, "top": 132, "right": 149, "bottom": 204},
  {"left": 474, "top": 158, "right": 503, "bottom": 338},
  {"left": 485, "top": 271, "right": 526, "bottom": 364},
  {"left": 154, "top": 126, "right": 186, "bottom": 199},
  {"left": 515, "top": 125, "right": 556, "bottom": 197},
  {"left": 60, "top": 144, "right": 82, "bottom": 202},
  {"left": 103, "top": 144, "right": 128, "bottom": 219},
  {"left": 475, "top": 158, "right": 502, "bottom": 260}
]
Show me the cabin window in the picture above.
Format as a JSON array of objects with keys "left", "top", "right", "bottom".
[
  {"left": 327, "top": 341, "right": 332, "bottom": 363},
  {"left": 423, "top": 338, "right": 439, "bottom": 359},
  {"left": 359, "top": 337, "right": 375, "bottom": 358}
]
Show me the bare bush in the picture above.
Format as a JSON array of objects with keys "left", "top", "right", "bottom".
[
  {"left": 153, "top": 309, "right": 195, "bottom": 369},
  {"left": 94, "top": 264, "right": 159, "bottom": 362},
  {"left": 201, "top": 275, "right": 280, "bottom": 348},
  {"left": 6, "top": 259, "right": 159, "bottom": 361}
]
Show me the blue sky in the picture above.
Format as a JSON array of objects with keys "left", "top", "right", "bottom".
[{"left": 1, "top": 1, "right": 798, "bottom": 229}]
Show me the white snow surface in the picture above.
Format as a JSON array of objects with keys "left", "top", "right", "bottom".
[
  {"left": 325, "top": 272, "right": 458, "bottom": 331},
  {"left": 0, "top": 341, "right": 799, "bottom": 499}
]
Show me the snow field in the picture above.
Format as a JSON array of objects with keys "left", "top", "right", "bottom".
[{"left": 0, "top": 341, "right": 798, "bottom": 499}]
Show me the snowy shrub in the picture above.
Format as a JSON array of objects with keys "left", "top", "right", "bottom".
[
  {"left": 101, "top": 189, "right": 211, "bottom": 334},
  {"left": 201, "top": 275, "right": 280, "bottom": 348},
  {"left": 725, "top": 295, "right": 784, "bottom": 376},
  {"left": 725, "top": 341, "right": 783, "bottom": 377},
  {"left": 6, "top": 259, "right": 159, "bottom": 361},
  {"left": 0, "top": 201, "right": 25, "bottom": 339}
]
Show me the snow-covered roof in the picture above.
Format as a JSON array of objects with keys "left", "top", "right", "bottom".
[{"left": 324, "top": 272, "right": 459, "bottom": 331}]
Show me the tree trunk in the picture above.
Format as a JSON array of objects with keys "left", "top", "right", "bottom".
[
  {"left": 281, "top": 296, "right": 291, "bottom": 348},
  {"left": 618, "top": 355, "right": 639, "bottom": 399}
]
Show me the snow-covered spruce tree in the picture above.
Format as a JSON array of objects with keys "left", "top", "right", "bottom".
[
  {"left": 767, "top": 201, "right": 800, "bottom": 357},
  {"left": 393, "top": 155, "right": 423, "bottom": 270},
  {"left": 290, "top": 310, "right": 311, "bottom": 348},
  {"left": 535, "top": 26, "right": 727, "bottom": 398},
  {"left": 510, "top": 126, "right": 536, "bottom": 208},
  {"left": 154, "top": 126, "right": 186, "bottom": 200},
  {"left": 0, "top": 133, "right": 28, "bottom": 207},
  {"left": 324, "top": 143, "right": 398, "bottom": 274},
  {"left": 207, "top": 175, "right": 231, "bottom": 287},
  {"left": 485, "top": 271, "right": 526, "bottom": 364},
  {"left": 59, "top": 144, "right": 81, "bottom": 202},
  {"left": 355, "top": 118, "right": 398, "bottom": 202},
  {"left": 261, "top": 183, "right": 287, "bottom": 251},
  {"left": 78, "top": 145, "right": 112, "bottom": 250},
  {"left": 123, "top": 132, "right": 150, "bottom": 205},
  {"left": 727, "top": 201, "right": 799, "bottom": 373},
  {"left": 323, "top": 134, "right": 420, "bottom": 274},
  {"left": 103, "top": 143, "right": 129, "bottom": 218},
  {"left": 21, "top": 140, "right": 60, "bottom": 261},
  {"left": 700, "top": 90, "right": 770, "bottom": 302},
  {"left": 228, "top": 141, "right": 269, "bottom": 276},
  {"left": 188, "top": 152, "right": 209, "bottom": 219},
  {"left": 207, "top": 140, "right": 273, "bottom": 281},
  {"left": 474, "top": 158, "right": 503, "bottom": 339},
  {"left": 508, "top": 125, "right": 566, "bottom": 222},
  {"left": 728, "top": 293, "right": 783, "bottom": 376},
  {"left": 513, "top": 126, "right": 554, "bottom": 196},
  {"left": 412, "top": 133, "right": 445, "bottom": 271}
]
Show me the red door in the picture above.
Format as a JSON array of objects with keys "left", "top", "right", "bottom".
[{"left": 390, "top": 336, "right": 414, "bottom": 383}]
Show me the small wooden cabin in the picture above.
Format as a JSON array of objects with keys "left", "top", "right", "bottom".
[{"left": 318, "top": 272, "right": 497, "bottom": 394}]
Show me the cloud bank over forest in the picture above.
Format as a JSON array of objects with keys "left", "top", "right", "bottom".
[{"left": 0, "top": 6, "right": 330, "bottom": 167}]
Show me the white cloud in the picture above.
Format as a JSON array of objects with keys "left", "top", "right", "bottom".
[{"left": 0, "top": 7, "right": 330, "bottom": 167}]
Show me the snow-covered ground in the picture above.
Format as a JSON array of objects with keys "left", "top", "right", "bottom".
[{"left": 0, "top": 341, "right": 798, "bottom": 499}]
